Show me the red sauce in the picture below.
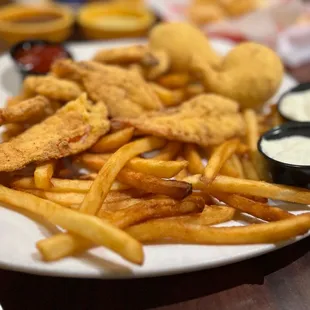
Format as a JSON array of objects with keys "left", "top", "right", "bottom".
[{"left": 14, "top": 44, "right": 69, "bottom": 74}]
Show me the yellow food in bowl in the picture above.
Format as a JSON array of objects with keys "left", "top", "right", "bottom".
[
  {"left": 0, "top": 4, "right": 74, "bottom": 44},
  {"left": 78, "top": 3, "right": 155, "bottom": 39}
]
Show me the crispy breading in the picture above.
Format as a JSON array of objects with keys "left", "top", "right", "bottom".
[
  {"left": 0, "top": 94, "right": 110, "bottom": 172},
  {"left": 116, "top": 94, "right": 244, "bottom": 147},
  {"left": 24, "top": 75, "right": 83, "bottom": 102},
  {"left": 0, "top": 96, "right": 53, "bottom": 125},
  {"left": 93, "top": 45, "right": 148, "bottom": 64},
  {"left": 82, "top": 66, "right": 162, "bottom": 118},
  {"left": 191, "top": 42, "right": 284, "bottom": 109}
]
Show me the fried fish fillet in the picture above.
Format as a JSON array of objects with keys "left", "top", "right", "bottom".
[
  {"left": 82, "top": 67, "right": 162, "bottom": 118},
  {"left": 24, "top": 75, "right": 83, "bottom": 102},
  {"left": 0, "top": 96, "right": 53, "bottom": 125},
  {"left": 93, "top": 45, "right": 148, "bottom": 64},
  {"left": 116, "top": 94, "right": 244, "bottom": 147},
  {"left": 0, "top": 94, "right": 110, "bottom": 172}
]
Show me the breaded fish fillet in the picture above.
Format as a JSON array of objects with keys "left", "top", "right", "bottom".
[
  {"left": 83, "top": 67, "right": 162, "bottom": 118},
  {"left": 24, "top": 75, "right": 82, "bottom": 102},
  {"left": 0, "top": 96, "right": 53, "bottom": 125},
  {"left": 0, "top": 94, "right": 110, "bottom": 172},
  {"left": 116, "top": 94, "right": 244, "bottom": 147},
  {"left": 93, "top": 45, "right": 148, "bottom": 64}
]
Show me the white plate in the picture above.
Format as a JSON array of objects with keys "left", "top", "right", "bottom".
[{"left": 0, "top": 38, "right": 306, "bottom": 279}]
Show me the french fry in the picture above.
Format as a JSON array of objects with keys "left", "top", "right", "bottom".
[
  {"left": 78, "top": 153, "right": 188, "bottom": 178},
  {"left": 116, "top": 168, "right": 192, "bottom": 199},
  {"left": 21, "top": 189, "right": 84, "bottom": 208},
  {"left": 153, "top": 141, "right": 182, "bottom": 160},
  {"left": 183, "top": 144, "right": 204, "bottom": 175},
  {"left": 244, "top": 109, "right": 270, "bottom": 181},
  {"left": 230, "top": 155, "right": 244, "bottom": 178},
  {"left": 174, "top": 156, "right": 188, "bottom": 180},
  {"left": 34, "top": 160, "right": 56, "bottom": 189},
  {"left": 202, "top": 139, "right": 239, "bottom": 184},
  {"left": 241, "top": 156, "right": 259, "bottom": 181},
  {"left": 127, "top": 213, "right": 310, "bottom": 245},
  {"left": 0, "top": 185, "right": 143, "bottom": 264},
  {"left": 185, "top": 175, "right": 310, "bottom": 205},
  {"left": 80, "top": 136, "right": 166, "bottom": 214},
  {"left": 11, "top": 177, "right": 129, "bottom": 193},
  {"left": 149, "top": 83, "right": 184, "bottom": 107},
  {"left": 36, "top": 195, "right": 204, "bottom": 261},
  {"left": 212, "top": 192, "right": 293, "bottom": 222},
  {"left": 157, "top": 73, "right": 190, "bottom": 89},
  {"left": 173, "top": 205, "right": 235, "bottom": 226},
  {"left": 100, "top": 195, "right": 204, "bottom": 227},
  {"left": 243, "top": 109, "right": 259, "bottom": 152},
  {"left": 185, "top": 83, "right": 204, "bottom": 98},
  {"left": 90, "top": 128, "right": 134, "bottom": 153},
  {"left": 219, "top": 162, "right": 239, "bottom": 178},
  {"left": 102, "top": 198, "right": 143, "bottom": 212}
]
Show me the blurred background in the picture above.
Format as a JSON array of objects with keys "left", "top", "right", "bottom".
[{"left": 0, "top": 0, "right": 310, "bottom": 76}]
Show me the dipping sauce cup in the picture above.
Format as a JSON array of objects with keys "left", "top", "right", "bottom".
[
  {"left": 10, "top": 40, "right": 72, "bottom": 78},
  {"left": 278, "top": 82, "right": 310, "bottom": 122},
  {"left": 258, "top": 122, "right": 310, "bottom": 189}
]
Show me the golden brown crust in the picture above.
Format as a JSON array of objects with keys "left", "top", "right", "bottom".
[
  {"left": 24, "top": 76, "right": 83, "bottom": 102},
  {"left": 0, "top": 96, "right": 53, "bottom": 125},
  {"left": 0, "top": 94, "right": 110, "bottom": 172},
  {"left": 83, "top": 66, "right": 162, "bottom": 118},
  {"left": 116, "top": 94, "right": 244, "bottom": 147}
]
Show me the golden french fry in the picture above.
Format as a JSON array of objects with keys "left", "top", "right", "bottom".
[
  {"left": 202, "top": 139, "right": 239, "bottom": 184},
  {"left": 101, "top": 195, "right": 204, "bottom": 227},
  {"left": 252, "top": 151, "right": 271, "bottom": 182},
  {"left": 157, "top": 73, "right": 190, "bottom": 89},
  {"left": 243, "top": 109, "right": 270, "bottom": 181},
  {"left": 36, "top": 195, "right": 204, "bottom": 261},
  {"left": 243, "top": 109, "right": 259, "bottom": 152},
  {"left": 175, "top": 205, "right": 235, "bottom": 226},
  {"left": 127, "top": 213, "right": 310, "bottom": 244},
  {"left": 20, "top": 189, "right": 84, "bottom": 208},
  {"left": 78, "top": 153, "right": 188, "bottom": 178},
  {"left": 185, "top": 174, "right": 310, "bottom": 205},
  {"left": 11, "top": 177, "right": 129, "bottom": 193},
  {"left": 183, "top": 144, "right": 204, "bottom": 175},
  {"left": 102, "top": 198, "right": 144, "bottom": 212},
  {"left": 80, "top": 136, "right": 165, "bottom": 214},
  {"left": 153, "top": 141, "right": 182, "bottom": 160},
  {"left": 185, "top": 83, "right": 204, "bottom": 98},
  {"left": 0, "top": 185, "right": 143, "bottom": 264},
  {"left": 174, "top": 156, "right": 188, "bottom": 180},
  {"left": 149, "top": 83, "right": 184, "bottom": 107},
  {"left": 241, "top": 156, "right": 259, "bottom": 181},
  {"left": 220, "top": 162, "right": 239, "bottom": 178},
  {"left": 90, "top": 128, "right": 134, "bottom": 153},
  {"left": 34, "top": 160, "right": 56, "bottom": 190},
  {"left": 230, "top": 155, "right": 244, "bottom": 178},
  {"left": 213, "top": 192, "right": 293, "bottom": 222},
  {"left": 116, "top": 168, "right": 192, "bottom": 199}
]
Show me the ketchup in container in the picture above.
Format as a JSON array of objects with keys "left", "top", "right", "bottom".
[{"left": 10, "top": 40, "right": 72, "bottom": 77}]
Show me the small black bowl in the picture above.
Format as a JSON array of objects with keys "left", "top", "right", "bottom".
[
  {"left": 278, "top": 82, "right": 310, "bottom": 122},
  {"left": 10, "top": 39, "right": 73, "bottom": 78},
  {"left": 258, "top": 122, "right": 310, "bottom": 189}
]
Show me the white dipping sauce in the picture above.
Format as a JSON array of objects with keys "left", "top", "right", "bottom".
[
  {"left": 280, "top": 89, "right": 310, "bottom": 121},
  {"left": 261, "top": 135, "right": 310, "bottom": 165}
]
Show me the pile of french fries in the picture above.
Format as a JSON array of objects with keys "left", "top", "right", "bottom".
[{"left": 2, "top": 93, "right": 310, "bottom": 267}]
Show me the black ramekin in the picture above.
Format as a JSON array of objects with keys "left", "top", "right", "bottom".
[
  {"left": 258, "top": 121, "right": 310, "bottom": 189},
  {"left": 278, "top": 82, "right": 310, "bottom": 122},
  {"left": 9, "top": 39, "right": 72, "bottom": 78}
]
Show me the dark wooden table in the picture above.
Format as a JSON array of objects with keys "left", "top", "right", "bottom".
[{"left": 1, "top": 21, "right": 310, "bottom": 310}]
